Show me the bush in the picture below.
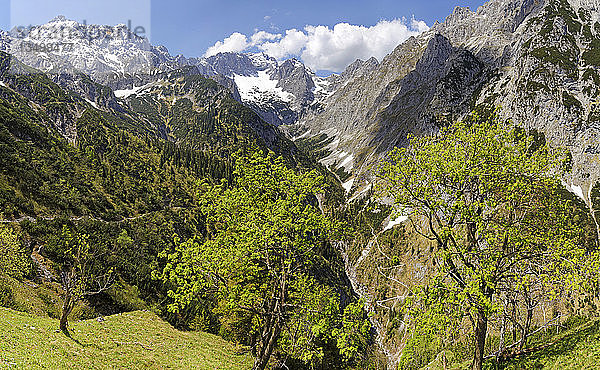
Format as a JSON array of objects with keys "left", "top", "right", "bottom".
[
  {"left": 0, "top": 283, "right": 14, "bottom": 308},
  {"left": 0, "top": 225, "right": 32, "bottom": 280}
]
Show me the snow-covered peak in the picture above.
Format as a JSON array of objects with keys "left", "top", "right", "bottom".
[
  {"left": 248, "top": 52, "right": 278, "bottom": 70},
  {"left": 0, "top": 17, "right": 352, "bottom": 129},
  {"left": 48, "top": 15, "right": 72, "bottom": 24},
  {"left": 1, "top": 17, "right": 173, "bottom": 85}
]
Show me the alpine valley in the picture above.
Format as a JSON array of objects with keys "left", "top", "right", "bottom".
[{"left": 1, "top": 0, "right": 600, "bottom": 369}]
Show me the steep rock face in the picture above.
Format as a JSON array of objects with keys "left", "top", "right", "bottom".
[
  {"left": 432, "top": 0, "right": 600, "bottom": 207},
  {"left": 371, "top": 35, "right": 488, "bottom": 154},
  {"left": 286, "top": 0, "right": 600, "bottom": 365},
  {"left": 283, "top": 36, "right": 431, "bottom": 177},
  {"left": 292, "top": 0, "right": 600, "bottom": 203},
  {"left": 202, "top": 52, "right": 278, "bottom": 77},
  {"left": 476, "top": 0, "right": 600, "bottom": 198},
  {"left": 49, "top": 73, "right": 125, "bottom": 112},
  {"left": 274, "top": 59, "right": 315, "bottom": 104}
]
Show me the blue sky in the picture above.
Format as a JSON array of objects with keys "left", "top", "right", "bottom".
[{"left": 1, "top": 0, "right": 486, "bottom": 72}]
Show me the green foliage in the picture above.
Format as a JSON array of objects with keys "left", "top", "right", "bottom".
[
  {"left": 0, "top": 225, "right": 32, "bottom": 280},
  {"left": 158, "top": 152, "right": 367, "bottom": 368},
  {"left": 376, "top": 110, "right": 600, "bottom": 368},
  {"left": 398, "top": 333, "right": 446, "bottom": 370},
  {"left": 529, "top": 47, "right": 577, "bottom": 76},
  {"left": 332, "top": 300, "right": 372, "bottom": 365},
  {"left": 0, "top": 283, "right": 14, "bottom": 308},
  {"left": 484, "top": 316, "right": 600, "bottom": 369},
  {"left": 295, "top": 133, "right": 335, "bottom": 161},
  {"left": 583, "top": 38, "right": 600, "bottom": 66}
]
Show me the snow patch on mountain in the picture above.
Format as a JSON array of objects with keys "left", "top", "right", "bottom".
[
  {"left": 342, "top": 178, "right": 354, "bottom": 192},
  {"left": 113, "top": 83, "right": 152, "bottom": 98},
  {"left": 234, "top": 70, "right": 293, "bottom": 103},
  {"left": 383, "top": 215, "right": 409, "bottom": 231},
  {"left": 562, "top": 180, "right": 587, "bottom": 202},
  {"left": 339, "top": 154, "right": 354, "bottom": 170}
]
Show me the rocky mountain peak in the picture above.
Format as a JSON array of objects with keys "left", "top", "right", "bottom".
[
  {"left": 273, "top": 59, "right": 315, "bottom": 101},
  {"left": 341, "top": 57, "right": 379, "bottom": 79},
  {"left": 49, "top": 15, "right": 68, "bottom": 23},
  {"left": 447, "top": 6, "right": 475, "bottom": 23},
  {"left": 0, "top": 17, "right": 174, "bottom": 86}
]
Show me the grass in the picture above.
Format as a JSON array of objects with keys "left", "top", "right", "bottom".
[
  {"left": 418, "top": 317, "right": 600, "bottom": 369},
  {"left": 489, "top": 318, "right": 600, "bottom": 369},
  {"left": 0, "top": 307, "right": 252, "bottom": 369}
]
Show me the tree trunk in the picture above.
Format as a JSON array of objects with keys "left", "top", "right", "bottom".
[
  {"left": 472, "top": 309, "right": 488, "bottom": 370},
  {"left": 59, "top": 293, "right": 72, "bottom": 333},
  {"left": 253, "top": 319, "right": 282, "bottom": 370},
  {"left": 519, "top": 305, "right": 534, "bottom": 351}
]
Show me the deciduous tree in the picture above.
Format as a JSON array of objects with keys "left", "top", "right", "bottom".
[
  {"left": 376, "top": 112, "right": 599, "bottom": 370},
  {"left": 55, "top": 226, "right": 114, "bottom": 333},
  {"left": 0, "top": 224, "right": 31, "bottom": 280},
  {"left": 158, "top": 152, "right": 366, "bottom": 369}
]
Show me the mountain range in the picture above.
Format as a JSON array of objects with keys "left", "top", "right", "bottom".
[{"left": 1, "top": 0, "right": 600, "bottom": 365}]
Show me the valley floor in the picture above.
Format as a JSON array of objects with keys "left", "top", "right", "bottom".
[{"left": 0, "top": 308, "right": 252, "bottom": 369}]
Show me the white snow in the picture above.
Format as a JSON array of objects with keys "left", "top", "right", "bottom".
[
  {"left": 571, "top": 184, "right": 586, "bottom": 201},
  {"left": 114, "top": 85, "right": 145, "bottom": 98},
  {"left": 339, "top": 154, "right": 354, "bottom": 170},
  {"left": 248, "top": 53, "right": 277, "bottom": 69},
  {"left": 327, "top": 139, "right": 340, "bottom": 150},
  {"left": 383, "top": 215, "right": 409, "bottom": 231},
  {"left": 0, "top": 81, "right": 6, "bottom": 87},
  {"left": 562, "top": 180, "right": 586, "bottom": 202},
  {"left": 348, "top": 183, "right": 372, "bottom": 203},
  {"left": 292, "top": 130, "right": 311, "bottom": 141},
  {"left": 84, "top": 98, "right": 99, "bottom": 109},
  {"left": 342, "top": 178, "right": 354, "bottom": 192},
  {"left": 234, "top": 70, "right": 294, "bottom": 103}
]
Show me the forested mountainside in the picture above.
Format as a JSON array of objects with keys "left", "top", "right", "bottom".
[
  {"left": 1, "top": 0, "right": 600, "bottom": 368},
  {"left": 0, "top": 45, "right": 357, "bottom": 369},
  {"left": 0, "top": 51, "right": 317, "bottom": 219}
]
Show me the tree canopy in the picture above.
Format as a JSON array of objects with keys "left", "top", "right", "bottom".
[
  {"left": 158, "top": 152, "right": 369, "bottom": 369},
  {"left": 0, "top": 224, "right": 31, "bottom": 280},
  {"left": 376, "top": 112, "right": 599, "bottom": 370}
]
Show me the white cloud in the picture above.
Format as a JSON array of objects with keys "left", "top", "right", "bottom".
[
  {"left": 259, "top": 29, "right": 308, "bottom": 60},
  {"left": 300, "top": 19, "right": 429, "bottom": 72},
  {"left": 204, "top": 32, "right": 249, "bottom": 57},
  {"left": 250, "top": 30, "right": 280, "bottom": 45},
  {"left": 203, "top": 18, "right": 429, "bottom": 72}
]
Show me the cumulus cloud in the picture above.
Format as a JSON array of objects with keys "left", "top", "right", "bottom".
[
  {"left": 250, "top": 30, "right": 280, "bottom": 45},
  {"left": 203, "top": 18, "right": 429, "bottom": 72},
  {"left": 204, "top": 32, "right": 249, "bottom": 56},
  {"left": 260, "top": 29, "right": 308, "bottom": 60},
  {"left": 301, "top": 19, "right": 429, "bottom": 72},
  {"left": 204, "top": 30, "right": 282, "bottom": 57}
]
